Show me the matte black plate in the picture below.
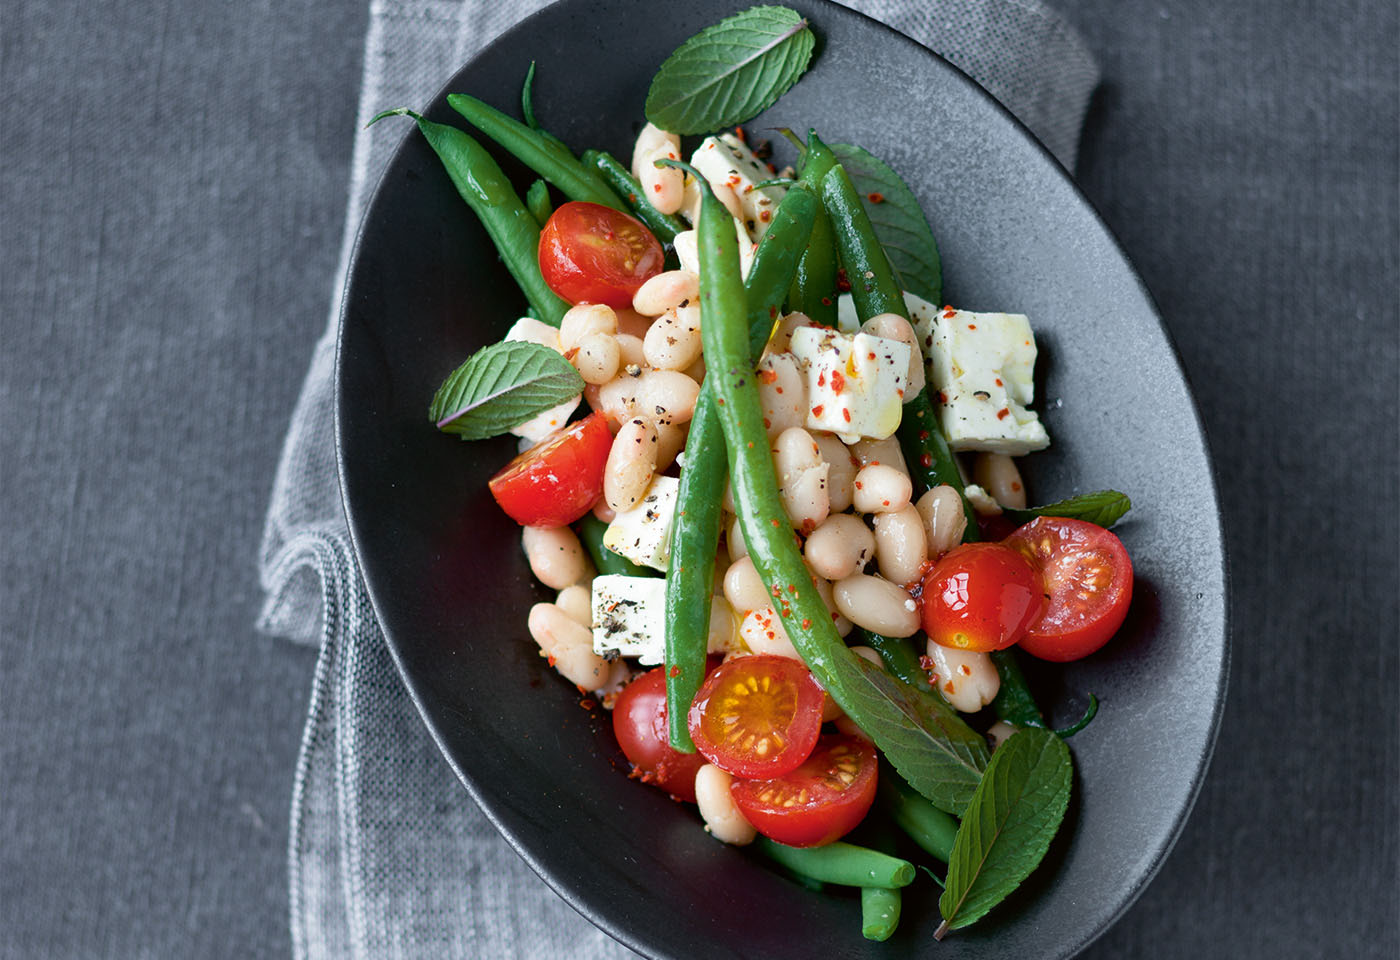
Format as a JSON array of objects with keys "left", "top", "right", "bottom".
[{"left": 336, "top": 2, "right": 1228, "bottom": 956}]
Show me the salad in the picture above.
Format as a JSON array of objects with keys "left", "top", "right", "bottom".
[{"left": 379, "top": 5, "right": 1136, "bottom": 942}]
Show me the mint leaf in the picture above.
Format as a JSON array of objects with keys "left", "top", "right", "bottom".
[
  {"left": 936, "top": 729, "right": 1072, "bottom": 937},
  {"left": 645, "top": 6, "right": 815, "bottom": 135},
  {"left": 1003, "top": 489, "right": 1132, "bottom": 528},
  {"left": 429, "top": 341, "right": 582, "bottom": 441},
  {"left": 819, "top": 651, "right": 990, "bottom": 816},
  {"left": 830, "top": 142, "right": 942, "bottom": 305}
]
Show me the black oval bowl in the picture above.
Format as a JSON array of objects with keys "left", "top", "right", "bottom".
[{"left": 336, "top": 1, "right": 1228, "bottom": 956}]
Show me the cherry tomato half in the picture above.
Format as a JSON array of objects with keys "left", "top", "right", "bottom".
[
  {"left": 487, "top": 413, "right": 610, "bottom": 527},
  {"left": 730, "top": 735, "right": 878, "bottom": 848},
  {"left": 687, "top": 654, "right": 824, "bottom": 780},
  {"left": 538, "top": 201, "right": 664, "bottom": 308},
  {"left": 612, "top": 666, "right": 709, "bottom": 803},
  {"left": 1005, "top": 517, "right": 1134, "bottom": 662},
  {"left": 921, "top": 542, "right": 1045, "bottom": 652}
]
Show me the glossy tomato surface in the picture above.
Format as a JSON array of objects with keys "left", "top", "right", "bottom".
[
  {"left": 612, "top": 666, "right": 707, "bottom": 803},
  {"left": 539, "top": 201, "right": 664, "bottom": 307},
  {"left": 487, "top": 413, "right": 610, "bottom": 526},
  {"left": 687, "top": 655, "right": 824, "bottom": 780},
  {"left": 921, "top": 542, "right": 1045, "bottom": 652},
  {"left": 1006, "top": 517, "right": 1134, "bottom": 662},
  {"left": 730, "top": 735, "right": 878, "bottom": 848}
]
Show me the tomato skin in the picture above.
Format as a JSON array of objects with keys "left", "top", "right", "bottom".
[
  {"left": 538, "top": 201, "right": 664, "bottom": 308},
  {"left": 730, "top": 735, "right": 878, "bottom": 848},
  {"left": 1005, "top": 517, "right": 1134, "bottom": 662},
  {"left": 487, "top": 413, "right": 610, "bottom": 527},
  {"left": 612, "top": 667, "right": 707, "bottom": 803},
  {"left": 921, "top": 542, "right": 1045, "bottom": 652},
  {"left": 687, "top": 655, "right": 824, "bottom": 780}
]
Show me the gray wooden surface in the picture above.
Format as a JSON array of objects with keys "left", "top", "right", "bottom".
[{"left": 2, "top": 0, "right": 1395, "bottom": 957}]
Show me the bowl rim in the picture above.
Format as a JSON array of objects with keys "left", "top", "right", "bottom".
[{"left": 333, "top": 1, "right": 1231, "bottom": 955}]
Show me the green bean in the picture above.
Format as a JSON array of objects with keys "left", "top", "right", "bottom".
[
  {"left": 879, "top": 766, "right": 958, "bottom": 862},
  {"left": 756, "top": 837, "right": 915, "bottom": 889},
  {"left": 676, "top": 160, "right": 901, "bottom": 742},
  {"left": 787, "top": 131, "right": 839, "bottom": 326},
  {"left": 446, "top": 93, "right": 621, "bottom": 210},
  {"left": 859, "top": 629, "right": 931, "bottom": 689},
  {"left": 820, "top": 161, "right": 979, "bottom": 531},
  {"left": 520, "top": 60, "right": 539, "bottom": 129},
  {"left": 525, "top": 179, "right": 552, "bottom": 227},
  {"left": 661, "top": 181, "right": 818, "bottom": 751},
  {"left": 581, "top": 149, "right": 689, "bottom": 244},
  {"left": 576, "top": 514, "right": 655, "bottom": 578},
  {"left": 370, "top": 109, "right": 568, "bottom": 326},
  {"left": 860, "top": 822, "right": 903, "bottom": 941},
  {"left": 988, "top": 648, "right": 1046, "bottom": 728}
]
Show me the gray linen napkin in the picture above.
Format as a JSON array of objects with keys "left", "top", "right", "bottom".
[{"left": 257, "top": 1, "right": 1098, "bottom": 956}]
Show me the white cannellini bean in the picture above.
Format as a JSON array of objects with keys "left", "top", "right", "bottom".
[
  {"left": 654, "top": 420, "right": 688, "bottom": 471},
  {"left": 812, "top": 432, "right": 856, "bottom": 512},
  {"left": 804, "top": 513, "right": 875, "bottom": 581},
  {"left": 852, "top": 463, "right": 913, "bottom": 514},
  {"left": 631, "top": 122, "right": 684, "bottom": 214},
  {"left": 873, "top": 504, "right": 928, "bottom": 586},
  {"left": 771, "top": 427, "right": 830, "bottom": 531},
  {"left": 559, "top": 303, "right": 618, "bottom": 352},
  {"left": 973, "top": 453, "right": 1028, "bottom": 509},
  {"left": 642, "top": 303, "right": 702, "bottom": 371},
  {"left": 604, "top": 417, "right": 659, "bottom": 511},
  {"left": 849, "top": 645, "right": 884, "bottom": 667},
  {"left": 707, "top": 595, "right": 739, "bottom": 654},
  {"left": 833, "top": 573, "right": 921, "bottom": 637},
  {"left": 597, "top": 369, "right": 699, "bottom": 426},
  {"left": 527, "top": 602, "right": 608, "bottom": 688},
  {"left": 694, "top": 764, "right": 756, "bottom": 845},
  {"left": 723, "top": 555, "right": 770, "bottom": 614},
  {"left": 555, "top": 584, "right": 592, "bottom": 626},
  {"left": 682, "top": 352, "right": 707, "bottom": 384},
  {"left": 522, "top": 526, "right": 593, "bottom": 589},
  {"left": 594, "top": 659, "right": 633, "bottom": 700},
  {"left": 987, "top": 720, "right": 1018, "bottom": 750},
  {"left": 925, "top": 640, "right": 1001, "bottom": 713},
  {"left": 915, "top": 485, "right": 968, "bottom": 560},
  {"left": 850, "top": 436, "right": 908, "bottom": 474},
  {"left": 860, "top": 312, "right": 925, "bottom": 396},
  {"left": 726, "top": 514, "right": 749, "bottom": 562},
  {"left": 756, "top": 352, "right": 806, "bottom": 438},
  {"left": 739, "top": 606, "right": 801, "bottom": 659},
  {"left": 614, "top": 333, "right": 646, "bottom": 369},
  {"left": 591, "top": 499, "right": 616, "bottom": 524},
  {"left": 632, "top": 269, "right": 699, "bottom": 317},
  {"left": 573, "top": 332, "right": 620, "bottom": 384}
]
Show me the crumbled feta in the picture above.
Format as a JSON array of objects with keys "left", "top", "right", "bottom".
[
  {"left": 590, "top": 575, "right": 666, "bottom": 665},
  {"left": 788, "top": 327, "right": 911, "bottom": 443},
  {"left": 504, "top": 317, "right": 581, "bottom": 442},
  {"left": 914, "top": 307, "right": 1049, "bottom": 455},
  {"left": 962, "top": 483, "right": 1003, "bottom": 516},
  {"left": 602, "top": 475, "right": 679, "bottom": 571},
  {"left": 673, "top": 226, "right": 755, "bottom": 281},
  {"left": 688, "top": 133, "right": 785, "bottom": 242}
]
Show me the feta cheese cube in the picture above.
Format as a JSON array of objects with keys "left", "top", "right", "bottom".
[
  {"left": 788, "top": 327, "right": 911, "bottom": 443},
  {"left": 688, "top": 133, "right": 785, "bottom": 242},
  {"left": 835, "top": 290, "right": 940, "bottom": 335},
  {"left": 591, "top": 574, "right": 667, "bottom": 665},
  {"left": 602, "top": 475, "right": 679, "bottom": 571},
  {"left": 504, "top": 317, "right": 581, "bottom": 442},
  {"left": 913, "top": 307, "right": 1049, "bottom": 456}
]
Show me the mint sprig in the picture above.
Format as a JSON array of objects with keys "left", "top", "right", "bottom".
[
  {"left": 937, "top": 728, "right": 1073, "bottom": 938},
  {"left": 1003, "top": 489, "right": 1133, "bottom": 528},
  {"left": 429, "top": 340, "right": 582, "bottom": 440},
  {"left": 645, "top": 6, "right": 815, "bottom": 135}
]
